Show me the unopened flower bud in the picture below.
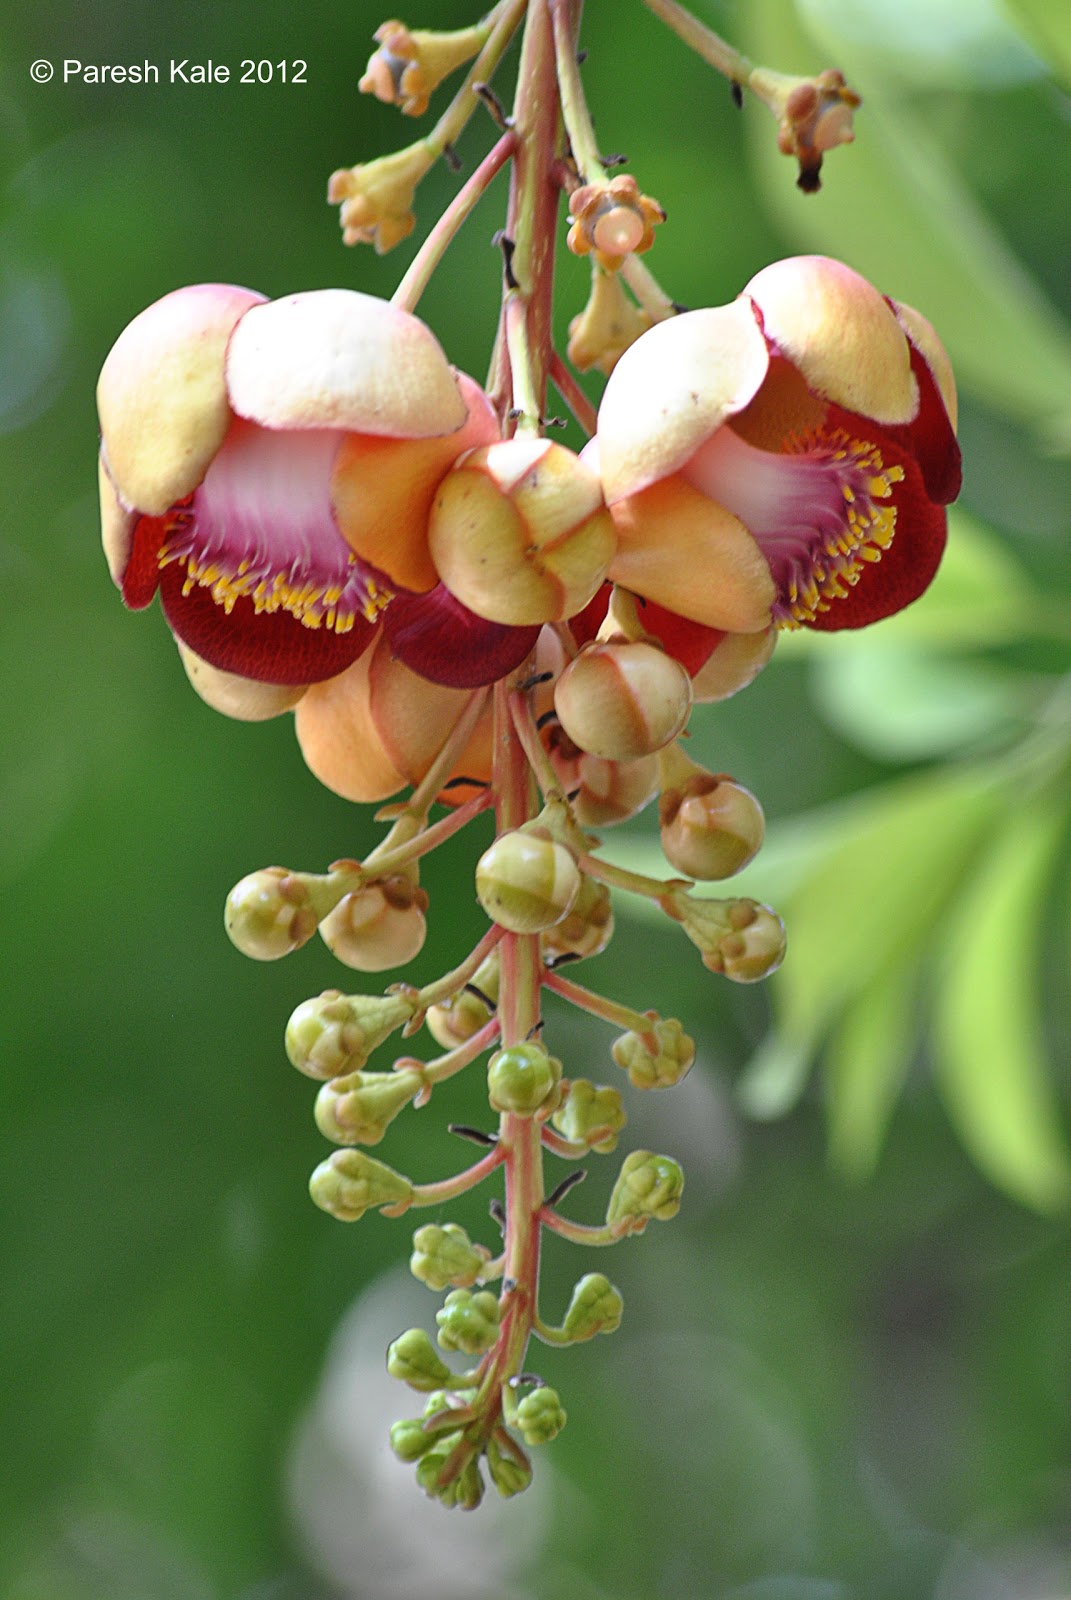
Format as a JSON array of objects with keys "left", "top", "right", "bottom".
[
  {"left": 359, "top": 18, "right": 487, "bottom": 118},
  {"left": 486, "top": 1042, "right": 563, "bottom": 1115},
  {"left": 486, "top": 1432, "right": 533, "bottom": 1497},
  {"left": 319, "top": 876, "right": 428, "bottom": 971},
  {"left": 224, "top": 868, "right": 320, "bottom": 960},
  {"left": 426, "top": 951, "right": 499, "bottom": 1049},
  {"left": 285, "top": 989, "right": 416, "bottom": 1079},
  {"left": 436, "top": 1288, "right": 501, "bottom": 1355},
  {"left": 691, "top": 627, "right": 777, "bottom": 703},
  {"left": 551, "top": 1080, "right": 626, "bottom": 1153},
  {"left": 542, "top": 874, "right": 614, "bottom": 964},
  {"left": 606, "top": 1149, "right": 684, "bottom": 1228},
  {"left": 675, "top": 895, "right": 786, "bottom": 982},
  {"left": 750, "top": 65, "right": 861, "bottom": 192},
  {"left": 549, "top": 732, "right": 661, "bottom": 827},
  {"left": 566, "top": 175, "right": 665, "bottom": 272},
  {"left": 612, "top": 1018, "right": 695, "bottom": 1090},
  {"left": 562, "top": 1272, "right": 624, "bottom": 1340},
  {"left": 390, "top": 1417, "right": 436, "bottom": 1463},
  {"left": 314, "top": 1066, "right": 424, "bottom": 1145},
  {"left": 659, "top": 767, "right": 765, "bottom": 881},
  {"left": 309, "top": 1148, "right": 414, "bottom": 1222},
  {"left": 428, "top": 438, "right": 615, "bottom": 626},
  {"left": 568, "top": 267, "right": 653, "bottom": 376},
  {"left": 515, "top": 1386, "right": 567, "bottom": 1446},
  {"left": 476, "top": 829, "right": 581, "bottom": 934},
  {"left": 416, "top": 1449, "right": 484, "bottom": 1510},
  {"left": 554, "top": 640, "right": 692, "bottom": 761},
  {"left": 327, "top": 141, "right": 431, "bottom": 251},
  {"left": 411, "top": 1223, "right": 490, "bottom": 1291},
  {"left": 387, "top": 1326, "right": 456, "bottom": 1391}
]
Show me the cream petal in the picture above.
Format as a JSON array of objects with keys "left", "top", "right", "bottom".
[
  {"left": 607, "top": 473, "right": 775, "bottom": 632},
  {"left": 744, "top": 256, "right": 916, "bottom": 425},
  {"left": 177, "top": 642, "right": 306, "bottom": 721},
  {"left": 97, "top": 283, "right": 264, "bottom": 516},
  {"left": 225, "top": 289, "right": 467, "bottom": 438},
  {"left": 888, "top": 299, "right": 958, "bottom": 431},
  {"left": 98, "top": 453, "right": 135, "bottom": 587},
  {"left": 595, "top": 300, "right": 770, "bottom": 504}
]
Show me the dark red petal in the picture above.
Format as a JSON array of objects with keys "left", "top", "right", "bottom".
[
  {"left": 569, "top": 584, "right": 612, "bottom": 646},
  {"left": 804, "top": 407, "right": 948, "bottom": 631},
  {"left": 878, "top": 340, "right": 961, "bottom": 506},
  {"left": 121, "top": 514, "right": 169, "bottom": 609},
  {"left": 635, "top": 598, "right": 725, "bottom": 675},
  {"left": 381, "top": 584, "right": 539, "bottom": 688},
  {"left": 158, "top": 560, "right": 373, "bottom": 684}
]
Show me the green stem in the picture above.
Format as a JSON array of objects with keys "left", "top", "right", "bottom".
[
  {"left": 423, "top": 0, "right": 530, "bottom": 162},
  {"left": 579, "top": 850, "right": 691, "bottom": 903},
  {"left": 539, "top": 1207, "right": 629, "bottom": 1246},
  {"left": 549, "top": 0, "right": 602, "bottom": 181},
  {"left": 641, "top": 0, "right": 753, "bottom": 87},
  {"left": 410, "top": 1144, "right": 506, "bottom": 1206},
  {"left": 362, "top": 789, "right": 491, "bottom": 878},
  {"left": 542, "top": 966, "right": 657, "bottom": 1038},
  {"left": 421, "top": 1014, "right": 502, "bottom": 1090}
]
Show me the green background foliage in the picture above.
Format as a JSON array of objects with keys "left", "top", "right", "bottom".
[{"left": 2, "top": 0, "right": 1071, "bottom": 1594}]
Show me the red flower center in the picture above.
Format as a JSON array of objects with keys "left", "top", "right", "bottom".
[{"left": 683, "top": 422, "right": 905, "bottom": 627}]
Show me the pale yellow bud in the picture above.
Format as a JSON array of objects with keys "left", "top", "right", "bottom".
[
  {"left": 224, "top": 868, "right": 319, "bottom": 961},
  {"left": 285, "top": 989, "right": 417, "bottom": 1079},
  {"left": 549, "top": 730, "right": 660, "bottom": 827},
  {"left": 427, "top": 438, "right": 616, "bottom": 626},
  {"left": 659, "top": 775, "right": 765, "bottom": 881},
  {"left": 319, "top": 876, "right": 428, "bottom": 971},
  {"left": 675, "top": 896, "right": 786, "bottom": 983},
  {"left": 475, "top": 829, "right": 581, "bottom": 934},
  {"left": 554, "top": 640, "right": 691, "bottom": 761},
  {"left": 542, "top": 873, "right": 614, "bottom": 963}
]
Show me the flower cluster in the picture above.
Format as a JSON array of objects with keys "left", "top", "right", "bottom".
[{"left": 96, "top": 0, "right": 960, "bottom": 1512}]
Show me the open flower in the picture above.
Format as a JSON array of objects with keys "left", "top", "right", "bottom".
[
  {"left": 96, "top": 283, "right": 545, "bottom": 711},
  {"left": 593, "top": 254, "right": 960, "bottom": 634}
]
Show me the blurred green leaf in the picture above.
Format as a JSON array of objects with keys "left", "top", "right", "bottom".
[
  {"left": 1002, "top": 0, "right": 1071, "bottom": 87},
  {"left": 741, "top": 0, "right": 1071, "bottom": 449},
  {"left": 825, "top": 955, "right": 919, "bottom": 1179},
  {"left": 932, "top": 790, "right": 1071, "bottom": 1211}
]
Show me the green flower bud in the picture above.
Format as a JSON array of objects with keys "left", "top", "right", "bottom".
[
  {"left": 515, "top": 1386, "right": 567, "bottom": 1446},
  {"left": 476, "top": 829, "right": 581, "bottom": 934},
  {"left": 551, "top": 1080, "right": 626, "bottom": 1153},
  {"left": 390, "top": 1417, "right": 436, "bottom": 1463},
  {"left": 415, "top": 1447, "right": 484, "bottom": 1510},
  {"left": 486, "top": 1432, "right": 533, "bottom": 1498},
  {"left": 285, "top": 989, "right": 416, "bottom": 1080},
  {"left": 386, "top": 1327, "right": 456, "bottom": 1392},
  {"left": 542, "top": 873, "right": 615, "bottom": 964},
  {"left": 486, "top": 1042, "right": 563, "bottom": 1115},
  {"left": 611, "top": 1018, "right": 695, "bottom": 1090},
  {"left": 314, "top": 1067, "right": 423, "bottom": 1146},
  {"left": 411, "top": 1223, "right": 489, "bottom": 1291},
  {"left": 309, "top": 1148, "right": 413, "bottom": 1222},
  {"left": 606, "top": 1149, "right": 684, "bottom": 1228},
  {"left": 562, "top": 1272, "right": 624, "bottom": 1340},
  {"left": 676, "top": 896, "right": 786, "bottom": 983},
  {"left": 435, "top": 1289, "right": 501, "bottom": 1355},
  {"left": 225, "top": 867, "right": 320, "bottom": 961}
]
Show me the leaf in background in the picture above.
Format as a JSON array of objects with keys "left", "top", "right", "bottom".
[
  {"left": 824, "top": 955, "right": 920, "bottom": 1179},
  {"left": 737, "top": 765, "right": 1005, "bottom": 1109},
  {"left": 739, "top": 0, "right": 1071, "bottom": 450},
  {"left": 1002, "top": 0, "right": 1071, "bottom": 88},
  {"left": 932, "top": 792, "right": 1071, "bottom": 1211}
]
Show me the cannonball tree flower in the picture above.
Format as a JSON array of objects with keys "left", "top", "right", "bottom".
[
  {"left": 593, "top": 254, "right": 961, "bottom": 635},
  {"left": 96, "top": 283, "right": 541, "bottom": 715}
]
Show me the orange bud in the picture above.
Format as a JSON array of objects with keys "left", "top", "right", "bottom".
[{"left": 554, "top": 639, "right": 691, "bottom": 760}]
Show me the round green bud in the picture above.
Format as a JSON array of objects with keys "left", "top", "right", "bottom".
[
  {"left": 225, "top": 867, "right": 319, "bottom": 961},
  {"left": 550, "top": 1079, "right": 626, "bottom": 1153},
  {"left": 435, "top": 1289, "right": 501, "bottom": 1355},
  {"left": 562, "top": 1272, "right": 624, "bottom": 1340},
  {"left": 485, "top": 1432, "right": 533, "bottom": 1498},
  {"left": 606, "top": 1149, "right": 684, "bottom": 1228},
  {"left": 411, "top": 1223, "right": 489, "bottom": 1292},
  {"left": 386, "top": 1327, "right": 456, "bottom": 1392},
  {"left": 314, "top": 1067, "right": 423, "bottom": 1146},
  {"left": 486, "top": 1042, "right": 563, "bottom": 1116},
  {"left": 415, "top": 1446, "right": 484, "bottom": 1510},
  {"left": 390, "top": 1418, "right": 435, "bottom": 1463},
  {"left": 475, "top": 829, "right": 581, "bottom": 934},
  {"left": 308, "top": 1149, "right": 413, "bottom": 1223},
  {"left": 611, "top": 1018, "right": 695, "bottom": 1090},
  {"left": 515, "top": 1386, "right": 567, "bottom": 1446},
  {"left": 285, "top": 989, "right": 416, "bottom": 1080}
]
